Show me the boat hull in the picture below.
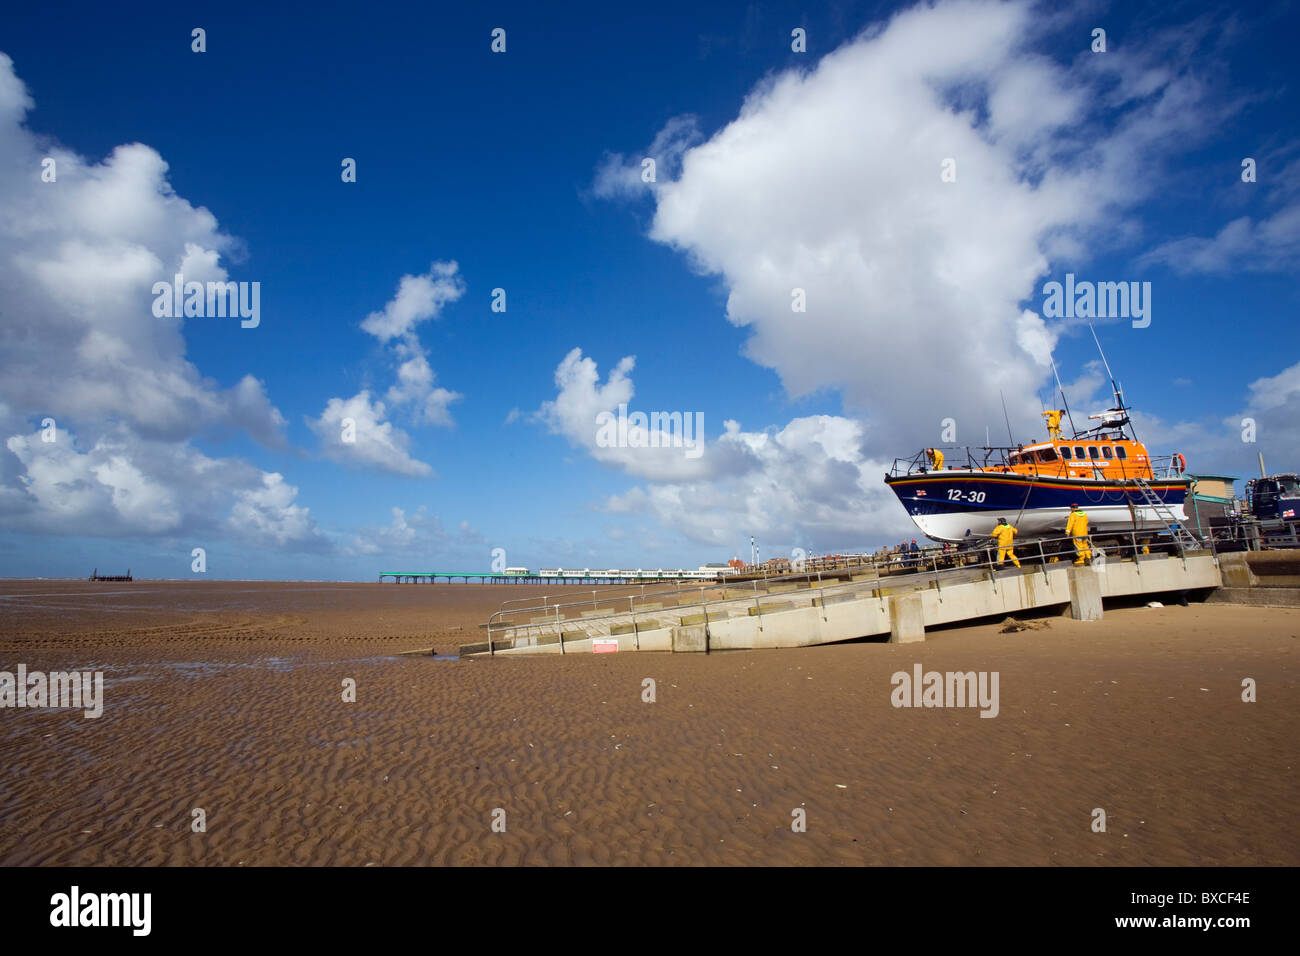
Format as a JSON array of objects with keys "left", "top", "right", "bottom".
[{"left": 885, "top": 471, "right": 1192, "bottom": 542}]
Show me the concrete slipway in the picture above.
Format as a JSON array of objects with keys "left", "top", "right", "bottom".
[{"left": 460, "top": 551, "right": 1223, "bottom": 657}]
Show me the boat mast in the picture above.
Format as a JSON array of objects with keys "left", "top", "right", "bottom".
[
  {"left": 1050, "top": 357, "right": 1079, "bottom": 438},
  {"left": 1089, "top": 324, "right": 1139, "bottom": 443}
]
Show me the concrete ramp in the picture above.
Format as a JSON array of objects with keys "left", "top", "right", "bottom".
[{"left": 461, "top": 552, "right": 1222, "bottom": 657}]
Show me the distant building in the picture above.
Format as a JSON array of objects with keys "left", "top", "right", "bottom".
[{"left": 1186, "top": 473, "right": 1237, "bottom": 535}]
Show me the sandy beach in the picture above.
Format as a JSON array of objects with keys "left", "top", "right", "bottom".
[{"left": 1, "top": 579, "right": 1296, "bottom": 866}]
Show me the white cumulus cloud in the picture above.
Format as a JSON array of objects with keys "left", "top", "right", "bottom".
[
  {"left": 536, "top": 348, "right": 757, "bottom": 482},
  {"left": 533, "top": 348, "right": 905, "bottom": 547},
  {"left": 313, "top": 261, "right": 466, "bottom": 474},
  {"left": 0, "top": 53, "right": 285, "bottom": 447},
  {"left": 3, "top": 425, "right": 323, "bottom": 548},
  {"left": 605, "top": 0, "right": 1223, "bottom": 452},
  {"left": 0, "top": 53, "right": 319, "bottom": 548},
  {"left": 601, "top": 414, "right": 905, "bottom": 548},
  {"left": 360, "top": 261, "right": 465, "bottom": 342},
  {"left": 308, "top": 392, "right": 434, "bottom": 478}
]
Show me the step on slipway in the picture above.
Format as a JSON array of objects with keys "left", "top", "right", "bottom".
[{"left": 461, "top": 542, "right": 1223, "bottom": 657}]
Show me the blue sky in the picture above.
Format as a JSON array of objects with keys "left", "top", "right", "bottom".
[{"left": 1, "top": 0, "right": 1297, "bottom": 579}]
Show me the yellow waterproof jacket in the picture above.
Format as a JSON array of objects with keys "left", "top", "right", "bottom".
[
  {"left": 1043, "top": 410, "right": 1063, "bottom": 437},
  {"left": 990, "top": 523, "right": 1017, "bottom": 547},
  {"left": 1066, "top": 509, "right": 1089, "bottom": 537}
]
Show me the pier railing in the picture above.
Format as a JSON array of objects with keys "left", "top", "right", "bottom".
[{"left": 482, "top": 530, "right": 1212, "bottom": 654}]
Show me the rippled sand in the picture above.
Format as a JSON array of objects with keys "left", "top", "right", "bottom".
[{"left": 1, "top": 579, "right": 1296, "bottom": 865}]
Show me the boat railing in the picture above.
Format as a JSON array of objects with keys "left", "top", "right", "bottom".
[
  {"left": 1145, "top": 454, "right": 1190, "bottom": 480},
  {"left": 890, "top": 446, "right": 1191, "bottom": 481},
  {"left": 888, "top": 445, "right": 1020, "bottom": 477}
]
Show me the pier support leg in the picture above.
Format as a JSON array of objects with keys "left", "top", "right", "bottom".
[
  {"left": 1068, "top": 566, "right": 1103, "bottom": 621},
  {"left": 889, "top": 593, "right": 925, "bottom": 644}
]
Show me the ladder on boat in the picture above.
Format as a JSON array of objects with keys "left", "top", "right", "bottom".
[{"left": 1132, "top": 478, "right": 1202, "bottom": 553}]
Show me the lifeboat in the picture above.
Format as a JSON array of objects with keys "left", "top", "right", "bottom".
[{"left": 885, "top": 391, "right": 1192, "bottom": 543}]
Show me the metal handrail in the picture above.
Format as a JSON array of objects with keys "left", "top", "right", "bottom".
[
  {"left": 494, "top": 576, "right": 697, "bottom": 614},
  {"left": 485, "top": 537, "right": 976, "bottom": 645},
  {"left": 487, "top": 579, "right": 728, "bottom": 634},
  {"left": 482, "top": 530, "right": 1209, "bottom": 652}
]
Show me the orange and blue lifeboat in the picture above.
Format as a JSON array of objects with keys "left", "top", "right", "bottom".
[{"left": 885, "top": 433, "right": 1191, "bottom": 542}]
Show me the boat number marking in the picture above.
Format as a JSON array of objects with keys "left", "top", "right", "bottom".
[{"left": 947, "top": 489, "right": 986, "bottom": 503}]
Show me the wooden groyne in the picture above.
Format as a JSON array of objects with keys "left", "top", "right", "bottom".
[{"left": 89, "top": 568, "right": 133, "bottom": 582}]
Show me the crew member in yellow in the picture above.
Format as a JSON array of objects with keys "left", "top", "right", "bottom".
[
  {"left": 926, "top": 447, "right": 945, "bottom": 470},
  {"left": 990, "top": 517, "right": 1020, "bottom": 568},
  {"left": 1065, "top": 502, "right": 1091, "bottom": 564},
  {"left": 1042, "top": 409, "right": 1065, "bottom": 440}
]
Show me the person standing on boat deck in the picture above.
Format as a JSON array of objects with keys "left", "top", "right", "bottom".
[
  {"left": 908, "top": 539, "right": 920, "bottom": 567},
  {"left": 990, "top": 518, "right": 1020, "bottom": 568},
  {"left": 1043, "top": 409, "right": 1066, "bottom": 440},
  {"left": 1065, "top": 503, "right": 1091, "bottom": 565}
]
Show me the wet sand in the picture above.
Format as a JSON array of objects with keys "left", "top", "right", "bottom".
[{"left": 1, "top": 579, "right": 1296, "bottom": 866}]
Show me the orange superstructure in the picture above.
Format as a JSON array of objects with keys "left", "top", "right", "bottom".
[{"left": 971, "top": 436, "right": 1182, "bottom": 482}]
